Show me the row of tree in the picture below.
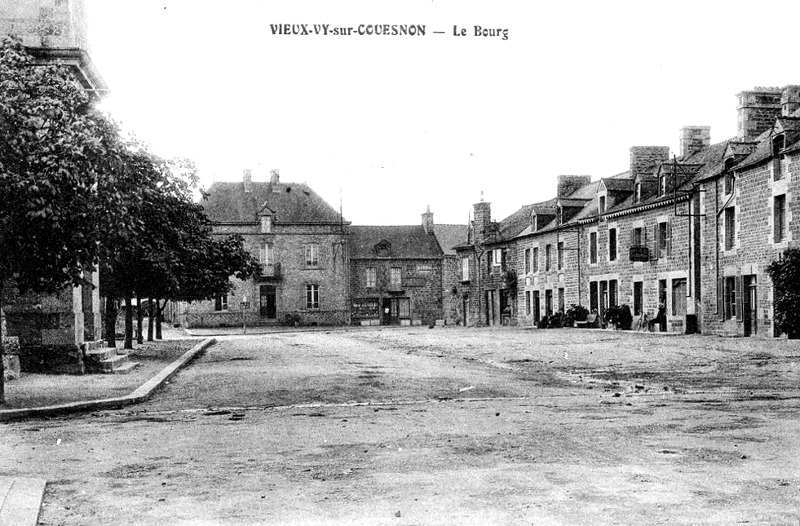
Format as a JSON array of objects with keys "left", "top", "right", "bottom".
[{"left": 0, "top": 39, "right": 261, "bottom": 403}]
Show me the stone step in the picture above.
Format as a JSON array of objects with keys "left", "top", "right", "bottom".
[
  {"left": 85, "top": 347, "right": 119, "bottom": 363},
  {"left": 97, "top": 353, "right": 131, "bottom": 373},
  {"left": 112, "top": 361, "right": 140, "bottom": 374}
]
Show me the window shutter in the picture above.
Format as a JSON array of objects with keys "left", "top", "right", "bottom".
[
  {"left": 666, "top": 222, "right": 672, "bottom": 256},
  {"left": 652, "top": 225, "right": 659, "bottom": 261},
  {"left": 736, "top": 275, "right": 744, "bottom": 322},
  {"left": 718, "top": 277, "right": 724, "bottom": 321}
]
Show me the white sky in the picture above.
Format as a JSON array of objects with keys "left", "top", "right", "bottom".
[{"left": 85, "top": 0, "right": 800, "bottom": 226}]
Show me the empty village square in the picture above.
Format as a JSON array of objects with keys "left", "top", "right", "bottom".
[{"left": 3, "top": 0, "right": 800, "bottom": 525}]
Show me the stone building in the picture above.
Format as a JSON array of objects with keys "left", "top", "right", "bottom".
[
  {"left": 176, "top": 169, "right": 351, "bottom": 327},
  {"left": 698, "top": 86, "right": 800, "bottom": 337},
  {"left": 349, "top": 223, "right": 443, "bottom": 326},
  {"left": 1, "top": 0, "right": 106, "bottom": 374}
]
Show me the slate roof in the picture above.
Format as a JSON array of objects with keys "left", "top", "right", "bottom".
[
  {"left": 497, "top": 204, "right": 535, "bottom": 240},
  {"left": 736, "top": 116, "right": 800, "bottom": 170},
  {"left": 349, "top": 225, "right": 443, "bottom": 259},
  {"left": 434, "top": 224, "right": 470, "bottom": 256},
  {"left": 202, "top": 181, "right": 344, "bottom": 224}
]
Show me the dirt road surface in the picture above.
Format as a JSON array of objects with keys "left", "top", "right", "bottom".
[{"left": 2, "top": 327, "right": 800, "bottom": 525}]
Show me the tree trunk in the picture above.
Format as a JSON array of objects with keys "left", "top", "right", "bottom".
[
  {"left": 147, "top": 298, "right": 154, "bottom": 342},
  {"left": 1, "top": 281, "right": 6, "bottom": 405},
  {"left": 124, "top": 296, "right": 134, "bottom": 350},
  {"left": 105, "top": 297, "right": 117, "bottom": 348},
  {"left": 156, "top": 299, "right": 164, "bottom": 340},
  {"left": 136, "top": 295, "right": 143, "bottom": 345}
]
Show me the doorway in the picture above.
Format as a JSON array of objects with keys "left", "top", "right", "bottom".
[
  {"left": 743, "top": 275, "right": 757, "bottom": 336},
  {"left": 382, "top": 297, "right": 410, "bottom": 325},
  {"left": 260, "top": 285, "right": 276, "bottom": 319}
]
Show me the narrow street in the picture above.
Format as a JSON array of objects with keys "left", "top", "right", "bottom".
[{"left": 2, "top": 327, "right": 799, "bottom": 525}]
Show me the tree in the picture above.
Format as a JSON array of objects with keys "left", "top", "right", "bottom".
[
  {"left": 98, "top": 152, "right": 262, "bottom": 347},
  {"left": 766, "top": 248, "right": 800, "bottom": 339},
  {"left": 0, "top": 38, "right": 133, "bottom": 403}
]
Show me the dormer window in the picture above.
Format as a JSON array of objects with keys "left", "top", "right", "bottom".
[
  {"left": 531, "top": 215, "right": 538, "bottom": 231},
  {"left": 773, "top": 134, "right": 786, "bottom": 181},
  {"left": 659, "top": 175, "right": 666, "bottom": 197},
  {"left": 634, "top": 183, "right": 642, "bottom": 203},
  {"left": 375, "top": 240, "right": 391, "bottom": 257},
  {"left": 260, "top": 215, "right": 272, "bottom": 233},
  {"left": 557, "top": 205, "right": 564, "bottom": 225},
  {"left": 598, "top": 195, "right": 606, "bottom": 214}
]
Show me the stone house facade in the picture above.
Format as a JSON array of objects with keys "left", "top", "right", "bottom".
[
  {"left": 349, "top": 224, "right": 443, "bottom": 327},
  {"left": 177, "top": 170, "right": 351, "bottom": 327},
  {"left": 698, "top": 86, "right": 800, "bottom": 337},
  {"left": 468, "top": 84, "right": 800, "bottom": 338}
]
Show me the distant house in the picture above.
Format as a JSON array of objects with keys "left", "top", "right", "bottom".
[{"left": 176, "top": 169, "right": 350, "bottom": 327}]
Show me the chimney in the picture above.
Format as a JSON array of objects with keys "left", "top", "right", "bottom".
[
  {"left": 556, "top": 175, "right": 591, "bottom": 198},
  {"left": 421, "top": 206, "right": 434, "bottom": 235},
  {"left": 781, "top": 85, "right": 800, "bottom": 116},
  {"left": 473, "top": 199, "right": 492, "bottom": 245},
  {"left": 679, "top": 126, "right": 711, "bottom": 158},
  {"left": 630, "top": 146, "right": 669, "bottom": 179},
  {"left": 270, "top": 169, "right": 280, "bottom": 185},
  {"left": 243, "top": 169, "right": 252, "bottom": 193},
  {"left": 737, "top": 87, "right": 782, "bottom": 139}
]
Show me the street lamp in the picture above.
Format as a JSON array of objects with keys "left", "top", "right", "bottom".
[{"left": 240, "top": 296, "right": 250, "bottom": 334}]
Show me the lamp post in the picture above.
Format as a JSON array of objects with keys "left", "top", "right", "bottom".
[{"left": 240, "top": 296, "right": 250, "bottom": 334}]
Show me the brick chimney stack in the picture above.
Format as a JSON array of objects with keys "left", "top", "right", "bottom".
[
  {"left": 421, "top": 206, "right": 434, "bottom": 235},
  {"left": 679, "top": 126, "right": 711, "bottom": 158},
  {"left": 473, "top": 199, "right": 492, "bottom": 245},
  {"left": 737, "top": 87, "right": 782, "bottom": 140},
  {"left": 630, "top": 146, "right": 669, "bottom": 179},
  {"left": 243, "top": 169, "right": 252, "bottom": 193},
  {"left": 781, "top": 85, "right": 800, "bottom": 116},
  {"left": 270, "top": 169, "right": 280, "bottom": 184},
  {"left": 556, "top": 175, "right": 591, "bottom": 198}
]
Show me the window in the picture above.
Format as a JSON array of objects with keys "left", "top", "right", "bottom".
[
  {"left": 724, "top": 207, "right": 736, "bottom": 250},
  {"left": 261, "top": 242, "right": 274, "bottom": 266},
  {"left": 774, "top": 195, "right": 786, "bottom": 243},
  {"left": 390, "top": 267, "right": 402, "bottom": 288},
  {"left": 533, "top": 291, "right": 541, "bottom": 324},
  {"left": 557, "top": 242, "right": 564, "bottom": 270},
  {"left": 608, "top": 228, "right": 617, "bottom": 261},
  {"left": 657, "top": 221, "right": 669, "bottom": 258},
  {"left": 461, "top": 257, "right": 470, "bottom": 282},
  {"left": 305, "top": 243, "right": 320, "bottom": 266},
  {"left": 493, "top": 249, "right": 503, "bottom": 266},
  {"left": 366, "top": 267, "right": 377, "bottom": 288},
  {"left": 632, "top": 227, "right": 643, "bottom": 247},
  {"left": 545, "top": 244, "right": 552, "bottom": 271},
  {"left": 724, "top": 277, "right": 736, "bottom": 319},
  {"left": 773, "top": 135, "right": 786, "bottom": 180},
  {"left": 306, "top": 285, "right": 319, "bottom": 309},
  {"left": 599, "top": 195, "right": 606, "bottom": 214},
  {"left": 533, "top": 247, "right": 539, "bottom": 273},
  {"left": 525, "top": 291, "right": 532, "bottom": 316},
  {"left": 558, "top": 287, "right": 565, "bottom": 313},
  {"left": 659, "top": 175, "right": 666, "bottom": 196},
  {"left": 524, "top": 248, "right": 531, "bottom": 274},
  {"left": 724, "top": 171, "right": 735, "bottom": 195},
  {"left": 634, "top": 183, "right": 642, "bottom": 203},
  {"left": 260, "top": 215, "right": 272, "bottom": 233},
  {"left": 214, "top": 295, "right": 228, "bottom": 311},
  {"left": 589, "top": 232, "right": 597, "bottom": 264}
]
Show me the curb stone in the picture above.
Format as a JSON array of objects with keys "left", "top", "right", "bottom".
[{"left": 0, "top": 338, "right": 215, "bottom": 422}]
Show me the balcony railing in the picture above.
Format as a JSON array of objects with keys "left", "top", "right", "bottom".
[{"left": 629, "top": 246, "right": 649, "bottom": 262}]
